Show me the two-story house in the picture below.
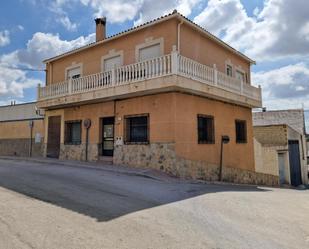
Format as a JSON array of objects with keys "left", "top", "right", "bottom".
[{"left": 37, "top": 11, "right": 277, "bottom": 185}]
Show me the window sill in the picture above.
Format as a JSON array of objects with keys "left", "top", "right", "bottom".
[
  {"left": 198, "top": 141, "right": 215, "bottom": 144},
  {"left": 236, "top": 141, "right": 247, "bottom": 144},
  {"left": 64, "top": 142, "right": 82, "bottom": 146},
  {"left": 124, "top": 141, "right": 149, "bottom": 145}
]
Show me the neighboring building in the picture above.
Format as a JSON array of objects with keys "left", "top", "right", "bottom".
[
  {"left": 36, "top": 11, "right": 275, "bottom": 184},
  {"left": 253, "top": 109, "right": 308, "bottom": 186},
  {"left": 0, "top": 102, "right": 44, "bottom": 157}
]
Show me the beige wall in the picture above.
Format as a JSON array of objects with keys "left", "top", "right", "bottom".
[
  {"left": 0, "top": 119, "right": 44, "bottom": 139},
  {"left": 254, "top": 138, "right": 281, "bottom": 176},
  {"left": 253, "top": 125, "right": 308, "bottom": 185}
]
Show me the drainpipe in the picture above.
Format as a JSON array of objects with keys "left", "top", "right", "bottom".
[{"left": 177, "top": 20, "right": 184, "bottom": 53}]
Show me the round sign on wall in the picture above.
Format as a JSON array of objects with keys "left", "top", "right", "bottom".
[{"left": 83, "top": 119, "right": 91, "bottom": 129}]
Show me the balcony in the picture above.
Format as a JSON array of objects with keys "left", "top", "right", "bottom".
[{"left": 37, "top": 51, "right": 262, "bottom": 109}]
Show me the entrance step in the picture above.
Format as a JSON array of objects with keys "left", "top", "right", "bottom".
[{"left": 98, "top": 156, "right": 113, "bottom": 165}]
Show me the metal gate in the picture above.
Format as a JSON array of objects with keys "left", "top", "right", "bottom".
[{"left": 288, "top": 140, "right": 302, "bottom": 186}]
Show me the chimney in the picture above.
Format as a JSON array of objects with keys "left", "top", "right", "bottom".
[{"left": 95, "top": 17, "right": 106, "bottom": 42}]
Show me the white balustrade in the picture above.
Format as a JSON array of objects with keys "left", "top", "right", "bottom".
[
  {"left": 178, "top": 55, "right": 214, "bottom": 83},
  {"left": 38, "top": 52, "right": 261, "bottom": 102}
]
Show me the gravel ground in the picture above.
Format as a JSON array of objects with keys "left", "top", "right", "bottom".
[{"left": 0, "top": 157, "right": 308, "bottom": 249}]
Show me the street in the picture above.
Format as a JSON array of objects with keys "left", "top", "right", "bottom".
[{"left": 0, "top": 157, "right": 308, "bottom": 249}]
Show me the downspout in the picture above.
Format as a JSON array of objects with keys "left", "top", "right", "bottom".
[{"left": 177, "top": 20, "right": 184, "bottom": 53}]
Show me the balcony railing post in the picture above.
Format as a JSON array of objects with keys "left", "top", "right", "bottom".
[
  {"left": 171, "top": 45, "right": 179, "bottom": 75},
  {"left": 37, "top": 83, "right": 41, "bottom": 100},
  {"left": 68, "top": 78, "right": 72, "bottom": 94},
  {"left": 240, "top": 80, "right": 244, "bottom": 95},
  {"left": 111, "top": 67, "right": 116, "bottom": 85},
  {"left": 213, "top": 64, "right": 218, "bottom": 86}
]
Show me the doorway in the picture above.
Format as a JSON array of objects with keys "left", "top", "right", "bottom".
[
  {"left": 46, "top": 116, "right": 61, "bottom": 158},
  {"left": 278, "top": 153, "right": 286, "bottom": 185},
  {"left": 101, "top": 117, "right": 115, "bottom": 157},
  {"left": 288, "top": 140, "right": 302, "bottom": 186}
]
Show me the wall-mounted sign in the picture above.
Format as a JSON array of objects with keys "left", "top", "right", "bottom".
[
  {"left": 35, "top": 133, "right": 41, "bottom": 143},
  {"left": 83, "top": 119, "right": 91, "bottom": 129}
]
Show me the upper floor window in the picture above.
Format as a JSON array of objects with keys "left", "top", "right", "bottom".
[
  {"left": 125, "top": 114, "right": 149, "bottom": 144},
  {"left": 236, "top": 70, "right": 245, "bottom": 83},
  {"left": 65, "top": 120, "right": 82, "bottom": 145},
  {"left": 198, "top": 115, "right": 215, "bottom": 144},
  {"left": 226, "top": 64, "right": 233, "bottom": 77},
  {"left": 235, "top": 120, "right": 247, "bottom": 143},
  {"left": 139, "top": 44, "right": 161, "bottom": 61},
  {"left": 103, "top": 55, "right": 122, "bottom": 71},
  {"left": 136, "top": 37, "right": 164, "bottom": 62},
  {"left": 66, "top": 65, "right": 82, "bottom": 80}
]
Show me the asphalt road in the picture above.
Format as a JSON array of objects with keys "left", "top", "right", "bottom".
[{"left": 0, "top": 157, "right": 308, "bottom": 249}]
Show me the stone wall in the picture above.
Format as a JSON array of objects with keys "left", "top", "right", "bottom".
[
  {"left": 254, "top": 125, "right": 288, "bottom": 146},
  {"left": 114, "top": 142, "right": 279, "bottom": 186},
  {"left": 59, "top": 143, "right": 99, "bottom": 161},
  {"left": 0, "top": 138, "right": 44, "bottom": 157}
]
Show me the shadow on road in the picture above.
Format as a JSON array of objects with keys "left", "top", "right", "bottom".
[{"left": 0, "top": 158, "right": 270, "bottom": 222}]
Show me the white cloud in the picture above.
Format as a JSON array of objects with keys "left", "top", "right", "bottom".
[
  {"left": 134, "top": 0, "right": 201, "bottom": 26},
  {"left": 253, "top": 63, "right": 309, "bottom": 109},
  {"left": 81, "top": 0, "right": 143, "bottom": 23},
  {"left": 0, "top": 62, "right": 41, "bottom": 100},
  {"left": 194, "top": 0, "right": 309, "bottom": 60},
  {"left": 16, "top": 32, "right": 95, "bottom": 68},
  {"left": 52, "top": 0, "right": 201, "bottom": 25},
  {"left": 0, "top": 30, "right": 10, "bottom": 47},
  {"left": 49, "top": 1, "right": 78, "bottom": 31},
  {"left": 0, "top": 31, "right": 95, "bottom": 102}
]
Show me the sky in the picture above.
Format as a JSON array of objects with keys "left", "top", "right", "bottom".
[{"left": 0, "top": 0, "right": 309, "bottom": 120}]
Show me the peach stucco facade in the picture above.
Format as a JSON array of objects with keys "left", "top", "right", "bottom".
[
  {"left": 46, "top": 19, "right": 178, "bottom": 85},
  {"left": 38, "top": 12, "right": 277, "bottom": 185}
]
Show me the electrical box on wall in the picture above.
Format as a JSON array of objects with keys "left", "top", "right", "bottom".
[{"left": 115, "top": 136, "right": 123, "bottom": 146}]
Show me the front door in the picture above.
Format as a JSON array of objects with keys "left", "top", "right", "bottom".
[
  {"left": 102, "top": 117, "right": 114, "bottom": 156},
  {"left": 46, "top": 116, "right": 61, "bottom": 158},
  {"left": 278, "top": 153, "right": 286, "bottom": 184},
  {"left": 288, "top": 140, "right": 302, "bottom": 186}
]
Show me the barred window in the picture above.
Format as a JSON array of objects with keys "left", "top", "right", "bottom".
[
  {"left": 65, "top": 121, "right": 81, "bottom": 144},
  {"left": 235, "top": 120, "right": 247, "bottom": 143},
  {"left": 198, "top": 115, "right": 215, "bottom": 144},
  {"left": 125, "top": 115, "right": 149, "bottom": 143}
]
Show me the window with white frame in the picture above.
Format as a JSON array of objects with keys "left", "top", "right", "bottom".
[
  {"left": 138, "top": 43, "right": 161, "bottom": 61},
  {"left": 103, "top": 55, "right": 122, "bottom": 71},
  {"left": 226, "top": 64, "right": 233, "bottom": 77},
  {"left": 66, "top": 66, "right": 81, "bottom": 80},
  {"left": 236, "top": 70, "right": 245, "bottom": 83}
]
